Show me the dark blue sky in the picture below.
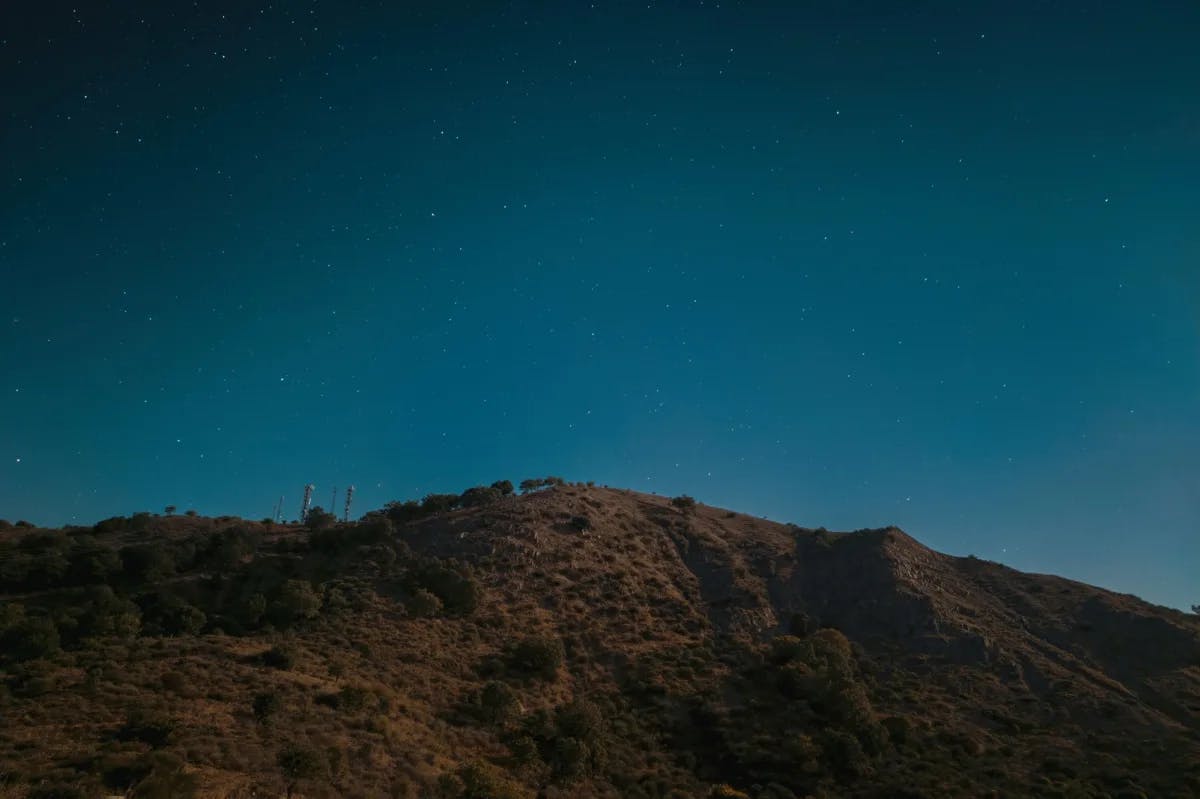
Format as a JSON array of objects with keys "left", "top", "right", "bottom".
[{"left": 1, "top": 2, "right": 1197, "bottom": 610}]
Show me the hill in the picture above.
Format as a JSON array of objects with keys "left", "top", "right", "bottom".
[{"left": 0, "top": 482, "right": 1198, "bottom": 798}]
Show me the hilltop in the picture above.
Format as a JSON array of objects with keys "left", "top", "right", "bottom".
[{"left": 0, "top": 482, "right": 1198, "bottom": 798}]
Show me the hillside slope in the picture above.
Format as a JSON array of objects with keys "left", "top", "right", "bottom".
[{"left": 1, "top": 484, "right": 1197, "bottom": 798}]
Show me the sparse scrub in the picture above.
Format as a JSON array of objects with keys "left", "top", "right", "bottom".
[{"left": 508, "top": 635, "right": 565, "bottom": 680}]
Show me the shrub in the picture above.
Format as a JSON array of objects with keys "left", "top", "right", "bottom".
[
  {"left": 407, "top": 560, "right": 480, "bottom": 615},
  {"left": 138, "top": 592, "right": 205, "bottom": 636},
  {"left": 304, "top": 506, "right": 337, "bottom": 531},
  {"left": 768, "top": 635, "right": 809, "bottom": 665},
  {"left": 476, "top": 680, "right": 520, "bottom": 725},
  {"left": 334, "top": 685, "right": 371, "bottom": 713},
  {"left": 709, "top": 787, "right": 751, "bottom": 799},
  {"left": 120, "top": 544, "right": 175, "bottom": 583},
  {"left": 491, "top": 479, "right": 514, "bottom": 496},
  {"left": 457, "top": 760, "right": 530, "bottom": 799},
  {"left": 160, "top": 671, "right": 187, "bottom": 693},
  {"left": 569, "top": 515, "right": 591, "bottom": 532},
  {"left": 1, "top": 613, "right": 61, "bottom": 661},
  {"left": 268, "top": 579, "right": 322, "bottom": 627},
  {"left": 27, "top": 786, "right": 88, "bottom": 799},
  {"left": 382, "top": 500, "right": 424, "bottom": 524},
  {"left": 422, "top": 494, "right": 461, "bottom": 514},
  {"left": 519, "top": 476, "right": 564, "bottom": 493},
  {"left": 554, "top": 699, "right": 602, "bottom": 740},
  {"left": 241, "top": 593, "right": 268, "bottom": 626},
  {"left": 509, "top": 635, "right": 564, "bottom": 680},
  {"left": 460, "top": 486, "right": 503, "bottom": 508},
  {"left": 881, "top": 715, "right": 911, "bottom": 746},
  {"left": 407, "top": 588, "right": 443, "bottom": 618},
  {"left": 821, "top": 728, "right": 870, "bottom": 778},
  {"left": 128, "top": 751, "right": 198, "bottom": 798},
  {"left": 671, "top": 495, "right": 697, "bottom": 510},
  {"left": 253, "top": 691, "right": 282, "bottom": 724},
  {"left": 261, "top": 645, "right": 297, "bottom": 669},
  {"left": 117, "top": 712, "right": 175, "bottom": 748},
  {"left": 278, "top": 745, "right": 325, "bottom": 789}
]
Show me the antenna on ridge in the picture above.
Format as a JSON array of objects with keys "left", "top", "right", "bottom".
[
  {"left": 301, "top": 484, "right": 314, "bottom": 522},
  {"left": 344, "top": 485, "right": 355, "bottom": 522},
  {"left": 331, "top": 486, "right": 338, "bottom": 515}
]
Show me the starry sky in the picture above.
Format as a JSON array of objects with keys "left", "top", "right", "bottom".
[{"left": 1, "top": 2, "right": 1197, "bottom": 609}]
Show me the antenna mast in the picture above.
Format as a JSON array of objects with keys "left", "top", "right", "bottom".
[
  {"left": 343, "top": 485, "right": 355, "bottom": 522},
  {"left": 301, "top": 484, "right": 314, "bottom": 522},
  {"left": 331, "top": 485, "right": 337, "bottom": 515}
]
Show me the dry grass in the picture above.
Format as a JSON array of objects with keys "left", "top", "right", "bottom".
[{"left": 0, "top": 485, "right": 1198, "bottom": 798}]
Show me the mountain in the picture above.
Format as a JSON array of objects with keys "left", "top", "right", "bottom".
[{"left": 0, "top": 483, "right": 1197, "bottom": 798}]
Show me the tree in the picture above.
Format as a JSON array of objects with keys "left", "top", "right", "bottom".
[
  {"left": 460, "top": 485, "right": 502, "bottom": 507},
  {"left": 163, "top": 505, "right": 177, "bottom": 516},
  {"left": 304, "top": 506, "right": 337, "bottom": 531},
  {"left": 491, "top": 479, "right": 514, "bottom": 496},
  {"left": 421, "top": 493, "right": 461, "bottom": 513}
]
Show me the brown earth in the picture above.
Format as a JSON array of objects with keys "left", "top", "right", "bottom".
[{"left": 0, "top": 483, "right": 1197, "bottom": 798}]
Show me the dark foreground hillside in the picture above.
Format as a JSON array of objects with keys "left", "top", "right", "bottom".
[{"left": 1, "top": 483, "right": 1198, "bottom": 798}]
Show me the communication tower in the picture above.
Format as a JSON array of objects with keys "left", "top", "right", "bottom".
[
  {"left": 343, "top": 485, "right": 355, "bottom": 522},
  {"left": 301, "top": 484, "right": 314, "bottom": 522}
]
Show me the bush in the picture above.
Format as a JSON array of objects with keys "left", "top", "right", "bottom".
[
  {"left": 569, "top": 515, "right": 591, "bottom": 532},
  {"left": 117, "top": 712, "right": 175, "bottom": 748},
  {"left": 457, "top": 760, "right": 530, "bottom": 799},
  {"left": 509, "top": 635, "right": 564, "bottom": 680},
  {"left": 407, "top": 588, "right": 443, "bottom": 618},
  {"left": 304, "top": 506, "right": 337, "bottom": 531},
  {"left": 709, "top": 787, "right": 751, "bottom": 799},
  {"left": 491, "top": 480, "right": 514, "bottom": 496},
  {"left": 128, "top": 751, "right": 198, "bottom": 798},
  {"left": 138, "top": 592, "right": 205, "bottom": 636},
  {"left": 768, "top": 635, "right": 809, "bottom": 665},
  {"left": 268, "top": 579, "right": 322, "bottom": 627},
  {"left": 671, "top": 495, "right": 697, "bottom": 510},
  {"left": 407, "top": 560, "right": 480, "bottom": 615},
  {"left": 422, "top": 494, "right": 461, "bottom": 514},
  {"left": 460, "top": 486, "right": 503, "bottom": 508},
  {"left": 821, "top": 727, "right": 870, "bottom": 778},
  {"left": 261, "top": 644, "right": 297, "bottom": 669},
  {"left": 160, "top": 671, "right": 187, "bottom": 693},
  {"left": 476, "top": 680, "right": 520, "bottom": 725},
  {"left": 120, "top": 544, "right": 175, "bottom": 583},
  {"left": 27, "top": 786, "right": 88, "bottom": 799},
  {"left": 278, "top": 744, "right": 325, "bottom": 787},
  {"left": 1, "top": 613, "right": 61, "bottom": 661},
  {"left": 554, "top": 699, "right": 602, "bottom": 740},
  {"left": 253, "top": 691, "right": 282, "bottom": 724}
]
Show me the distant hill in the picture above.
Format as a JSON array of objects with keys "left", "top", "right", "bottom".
[{"left": 1, "top": 482, "right": 1197, "bottom": 798}]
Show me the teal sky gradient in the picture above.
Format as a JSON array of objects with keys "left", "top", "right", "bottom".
[{"left": 1, "top": 2, "right": 1197, "bottom": 609}]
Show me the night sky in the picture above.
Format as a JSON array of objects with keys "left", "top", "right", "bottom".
[{"left": 1, "top": 3, "right": 1197, "bottom": 610}]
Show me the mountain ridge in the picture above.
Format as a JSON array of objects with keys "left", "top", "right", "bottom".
[{"left": 0, "top": 482, "right": 1197, "bottom": 798}]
